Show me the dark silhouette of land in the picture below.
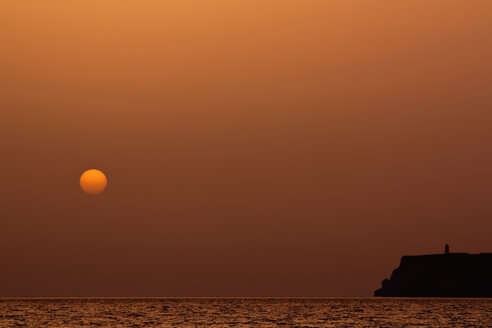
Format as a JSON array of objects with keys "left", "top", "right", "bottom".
[{"left": 374, "top": 245, "right": 492, "bottom": 297}]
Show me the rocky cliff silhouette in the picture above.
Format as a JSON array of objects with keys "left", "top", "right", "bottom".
[{"left": 374, "top": 246, "right": 492, "bottom": 297}]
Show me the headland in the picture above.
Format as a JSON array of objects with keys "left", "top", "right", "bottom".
[{"left": 374, "top": 245, "right": 492, "bottom": 297}]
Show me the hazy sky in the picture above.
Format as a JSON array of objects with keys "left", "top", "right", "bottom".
[{"left": 1, "top": 0, "right": 492, "bottom": 297}]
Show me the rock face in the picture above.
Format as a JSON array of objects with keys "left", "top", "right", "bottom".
[{"left": 374, "top": 252, "right": 492, "bottom": 297}]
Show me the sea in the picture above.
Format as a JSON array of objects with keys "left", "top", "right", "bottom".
[{"left": 0, "top": 297, "right": 491, "bottom": 327}]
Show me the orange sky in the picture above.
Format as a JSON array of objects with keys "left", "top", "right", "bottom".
[{"left": 1, "top": 0, "right": 492, "bottom": 296}]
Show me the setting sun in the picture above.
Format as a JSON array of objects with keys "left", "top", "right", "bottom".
[{"left": 80, "top": 169, "right": 107, "bottom": 195}]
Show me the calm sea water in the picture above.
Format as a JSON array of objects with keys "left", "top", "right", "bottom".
[{"left": 0, "top": 298, "right": 491, "bottom": 327}]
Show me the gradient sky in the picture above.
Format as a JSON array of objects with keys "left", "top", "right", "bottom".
[{"left": 1, "top": 0, "right": 492, "bottom": 297}]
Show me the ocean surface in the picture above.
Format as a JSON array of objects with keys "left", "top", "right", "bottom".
[{"left": 0, "top": 297, "right": 491, "bottom": 327}]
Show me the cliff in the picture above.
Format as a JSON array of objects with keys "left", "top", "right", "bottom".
[{"left": 374, "top": 252, "right": 492, "bottom": 297}]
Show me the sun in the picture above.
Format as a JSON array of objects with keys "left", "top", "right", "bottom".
[{"left": 80, "top": 169, "right": 108, "bottom": 195}]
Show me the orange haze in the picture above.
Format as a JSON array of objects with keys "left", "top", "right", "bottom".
[{"left": 1, "top": 0, "right": 492, "bottom": 296}]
